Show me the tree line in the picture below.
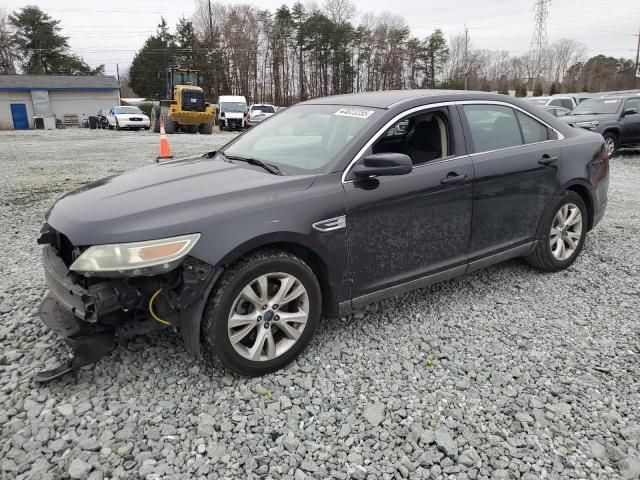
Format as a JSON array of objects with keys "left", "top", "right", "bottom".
[
  {"left": 1, "top": 3, "right": 637, "bottom": 102},
  {"left": 0, "top": 6, "right": 104, "bottom": 75},
  {"left": 129, "top": 0, "right": 638, "bottom": 104}
]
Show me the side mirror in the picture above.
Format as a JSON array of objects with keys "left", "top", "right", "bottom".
[
  {"left": 623, "top": 108, "right": 638, "bottom": 116},
  {"left": 352, "top": 153, "right": 413, "bottom": 178}
]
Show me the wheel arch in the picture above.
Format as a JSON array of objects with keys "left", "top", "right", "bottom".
[
  {"left": 218, "top": 234, "right": 339, "bottom": 318},
  {"left": 561, "top": 179, "right": 595, "bottom": 230},
  {"left": 600, "top": 127, "right": 620, "bottom": 139}
]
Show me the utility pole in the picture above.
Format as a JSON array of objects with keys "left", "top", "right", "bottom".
[
  {"left": 116, "top": 63, "right": 120, "bottom": 84},
  {"left": 207, "top": 0, "right": 219, "bottom": 99},
  {"left": 464, "top": 25, "right": 469, "bottom": 90},
  {"left": 635, "top": 28, "right": 640, "bottom": 89}
]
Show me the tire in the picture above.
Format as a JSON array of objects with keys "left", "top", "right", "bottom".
[
  {"left": 202, "top": 250, "right": 322, "bottom": 376},
  {"left": 199, "top": 122, "right": 213, "bottom": 134},
  {"left": 151, "top": 107, "right": 160, "bottom": 133},
  {"left": 108, "top": 123, "right": 113, "bottom": 130},
  {"left": 603, "top": 132, "right": 619, "bottom": 157},
  {"left": 115, "top": 120, "right": 121, "bottom": 131},
  {"left": 526, "top": 191, "right": 588, "bottom": 272},
  {"left": 161, "top": 107, "right": 176, "bottom": 134}
]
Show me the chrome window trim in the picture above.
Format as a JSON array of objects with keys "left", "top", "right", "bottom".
[
  {"left": 457, "top": 100, "right": 565, "bottom": 141},
  {"left": 341, "top": 99, "right": 565, "bottom": 184}
]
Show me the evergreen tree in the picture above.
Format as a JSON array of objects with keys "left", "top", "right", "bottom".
[
  {"left": 533, "top": 80, "right": 543, "bottom": 96},
  {"left": 128, "top": 18, "right": 175, "bottom": 98},
  {"left": 9, "top": 5, "right": 103, "bottom": 75},
  {"left": 515, "top": 84, "right": 527, "bottom": 97},
  {"left": 422, "top": 29, "right": 448, "bottom": 89}
]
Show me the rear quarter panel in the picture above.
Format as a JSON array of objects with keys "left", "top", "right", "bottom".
[{"left": 557, "top": 129, "right": 608, "bottom": 225}]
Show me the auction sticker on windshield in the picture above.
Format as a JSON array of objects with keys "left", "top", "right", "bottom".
[{"left": 334, "top": 108, "right": 375, "bottom": 119}]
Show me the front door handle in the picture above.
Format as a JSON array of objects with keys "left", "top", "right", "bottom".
[
  {"left": 440, "top": 173, "right": 468, "bottom": 185},
  {"left": 538, "top": 154, "right": 558, "bottom": 166}
]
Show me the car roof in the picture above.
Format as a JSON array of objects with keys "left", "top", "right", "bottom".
[
  {"left": 595, "top": 96, "right": 627, "bottom": 100},
  {"left": 300, "top": 89, "right": 516, "bottom": 109}
]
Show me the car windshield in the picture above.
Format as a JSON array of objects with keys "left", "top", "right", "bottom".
[
  {"left": 572, "top": 98, "right": 622, "bottom": 115},
  {"left": 221, "top": 102, "right": 247, "bottom": 113},
  {"left": 252, "top": 105, "right": 276, "bottom": 113},
  {"left": 221, "top": 104, "right": 380, "bottom": 175},
  {"left": 117, "top": 107, "right": 143, "bottom": 114}
]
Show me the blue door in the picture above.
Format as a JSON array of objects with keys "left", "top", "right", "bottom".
[{"left": 10, "top": 104, "right": 29, "bottom": 130}]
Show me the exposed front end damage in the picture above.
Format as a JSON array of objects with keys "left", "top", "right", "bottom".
[{"left": 35, "top": 225, "right": 220, "bottom": 382}]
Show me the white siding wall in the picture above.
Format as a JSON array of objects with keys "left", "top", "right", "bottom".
[
  {"left": 48, "top": 90, "right": 119, "bottom": 124},
  {"left": 0, "top": 89, "right": 119, "bottom": 130}
]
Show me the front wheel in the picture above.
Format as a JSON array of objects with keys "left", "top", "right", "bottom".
[
  {"left": 202, "top": 250, "right": 321, "bottom": 376},
  {"left": 199, "top": 122, "right": 213, "bottom": 134},
  {"left": 115, "top": 120, "right": 121, "bottom": 131},
  {"left": 603, "top": 132, "right": 618, "bottom": 157},
  {"left": 526, "top": 191, "right": 587, "bottom": 272}
]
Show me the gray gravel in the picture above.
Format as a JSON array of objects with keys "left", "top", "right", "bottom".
[{"left": 1, "top": 129, "right": 639, "bottom": 480}]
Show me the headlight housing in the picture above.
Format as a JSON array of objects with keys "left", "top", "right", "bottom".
[
  {"left": 575, "top": 120, "right": 599, "bottom": 129},
  {"left": 70, "top": 233, "right": 200, "bottom": 276}
]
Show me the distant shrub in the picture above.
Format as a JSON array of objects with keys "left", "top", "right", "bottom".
[{"left": 533, "top": 80, "right": 543, "bottom": 97}]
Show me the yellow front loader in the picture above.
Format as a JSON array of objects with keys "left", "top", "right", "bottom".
[{"left": 151, "top": 67, "right": 216, "bottom": 134}]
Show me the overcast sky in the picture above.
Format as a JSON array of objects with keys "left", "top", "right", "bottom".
[{"left": 4, "top": 0, "right": 640, "bottom": 76}]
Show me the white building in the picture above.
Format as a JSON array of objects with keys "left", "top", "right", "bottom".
[{"left": 0, "top": 75, "right": 120, "bottom": 130}]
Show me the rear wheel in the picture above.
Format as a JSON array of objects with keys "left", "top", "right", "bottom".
[
  {"left": 603, "top": 132, "right": 618, "bottom": 157},
  {"left": 202, "top": 250, "right": 321, "bottom": 376},
  {"left": 526, "top": 191, "right": 587, "bottom": 272}
]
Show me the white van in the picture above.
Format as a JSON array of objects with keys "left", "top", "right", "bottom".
[{"left": 218, "top": 95, "right": 248, "bottom": 130}]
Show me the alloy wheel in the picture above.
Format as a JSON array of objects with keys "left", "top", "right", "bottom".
[
  {"left": 604, "top": 137, "right": 616, "bottom": 156},
  {"left": 227, "top": 273, "right": 309, "bottom": 361},
  {"left": 549, "top": 203, "right": 583, "bottom": 261}
]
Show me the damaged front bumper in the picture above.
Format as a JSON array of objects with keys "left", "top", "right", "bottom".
[{"left": 36, "top": 240, "right": 221, "bottom": 381}]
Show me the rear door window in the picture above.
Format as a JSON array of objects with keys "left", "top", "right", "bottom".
[
  {"left": 515, "top": 111, "right": 550, "bottom": 144},
  {"left": 462, "top": 105, "right": 523, "bottom": 152}
]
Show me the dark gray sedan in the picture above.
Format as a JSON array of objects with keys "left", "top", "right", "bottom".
[{"left": 36, "top": 90, "right": 609, "bottom": 380}]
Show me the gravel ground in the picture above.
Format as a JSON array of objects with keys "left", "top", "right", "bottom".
[{"left": 1, "top": 129, "right": 639, "bottom": 480}]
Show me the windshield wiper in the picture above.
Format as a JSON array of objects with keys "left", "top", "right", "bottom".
[{"left": 221, "top": 153, "right": 283, "bottom": 176}]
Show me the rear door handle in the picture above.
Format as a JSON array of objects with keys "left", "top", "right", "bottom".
[
  {"left": 440, "top": 173, "right": 468, "bottom": 185},
  {"left": 538, "top": 154, "right": 558, "bottom": 166}
]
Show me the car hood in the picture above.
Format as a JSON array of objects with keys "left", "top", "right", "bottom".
[
  {"left": 222, "top": 112, "right": 244, "bottom": 119},
  {"left": 47, "top": 156, "right": 316, "bottom": 246},
  {"left": 560, "top": 113, "right": 617, "bottom": 124},
  {"left": 116, "top": 113, "right": 148, "bottom": 120}
]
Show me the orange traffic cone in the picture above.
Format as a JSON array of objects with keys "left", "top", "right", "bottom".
[{"left": 156, "top": 116, "right": 174, "bottom": 162}]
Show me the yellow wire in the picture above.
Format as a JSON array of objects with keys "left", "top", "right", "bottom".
[{"left": 148, "top": 288, "right": 172, "bottom": 326}]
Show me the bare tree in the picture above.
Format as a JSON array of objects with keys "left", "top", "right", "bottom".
[
  {"left": 549, "top": 38, "right": 587, "bottom": 83},
  {"left": 0, "top": 9, "right": 16, "bottom": 74},
  {"left": 322, "top": 0, "right": 355, "bottom": 24}
]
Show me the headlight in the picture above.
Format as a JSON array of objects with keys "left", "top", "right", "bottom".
[
  {"left": 70, "top": 233, "right": 200, "bottom": 276},
  {"left": 575, "top": 120, "right": 599, "bottom": 129}
]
